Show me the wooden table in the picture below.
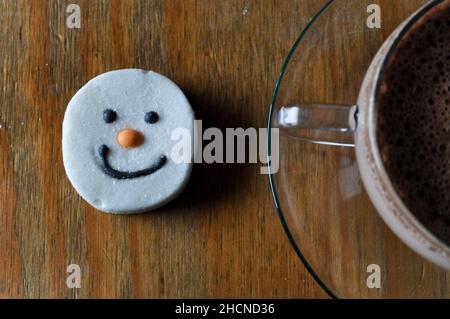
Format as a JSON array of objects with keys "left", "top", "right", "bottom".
[{"left": 0, "top": 0, "right": 432, "bottom": 298}]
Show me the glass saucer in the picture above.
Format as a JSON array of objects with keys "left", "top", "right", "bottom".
[{"left": 268, "top": 0, "right": 450, "bottom": 298}]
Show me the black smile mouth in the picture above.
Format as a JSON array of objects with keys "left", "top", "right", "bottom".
[{"left": 98, "top": 144, "right": 167, "bottom": 180}]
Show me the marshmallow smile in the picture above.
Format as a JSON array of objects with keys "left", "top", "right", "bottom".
[{"left": 98, "top": 144, "right": 167, "bottom": 180}]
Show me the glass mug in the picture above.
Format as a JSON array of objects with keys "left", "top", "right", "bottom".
[{"left": 275, "top": 0, "right": 450, "bottom": 270}]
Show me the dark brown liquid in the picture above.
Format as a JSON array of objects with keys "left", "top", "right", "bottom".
[{"left": 377, "top": 2, "right": 450, "bottom": 245}]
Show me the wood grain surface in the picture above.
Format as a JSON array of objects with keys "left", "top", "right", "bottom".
[{"left": 0, "top": 0, "right": 443, "bottom": 299}]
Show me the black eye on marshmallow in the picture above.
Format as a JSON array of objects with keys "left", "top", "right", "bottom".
[
  {"left": 103, "top": 109, "right": 117, "bottom": 124},
  {"left": 145, "top": 111, "right": 159, "bottom": 124}
]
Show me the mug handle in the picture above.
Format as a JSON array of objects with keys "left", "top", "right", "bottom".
[{"left": 275, "top": 104, "right": 359, "bottom": 148}]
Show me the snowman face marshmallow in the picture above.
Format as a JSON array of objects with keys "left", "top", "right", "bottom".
[{"left": 63, "top": 69, "right": 194, "bottom": 214}]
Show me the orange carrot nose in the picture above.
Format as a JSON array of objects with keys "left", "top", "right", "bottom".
[{"left": 117, "top": 128, "right": 144, "bottom": 148}]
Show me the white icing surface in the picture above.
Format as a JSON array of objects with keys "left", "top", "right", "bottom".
[{"left": 63, "top": 69, "right": 194, "bottom": 214}]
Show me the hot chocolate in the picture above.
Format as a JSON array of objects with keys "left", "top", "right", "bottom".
[{"left": 377, "top": 1, "right": 450, "bottom": 245}]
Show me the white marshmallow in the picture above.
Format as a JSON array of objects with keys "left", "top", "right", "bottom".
[{"left": 63, "top": 69, "right": 194, "bottom": 214}]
